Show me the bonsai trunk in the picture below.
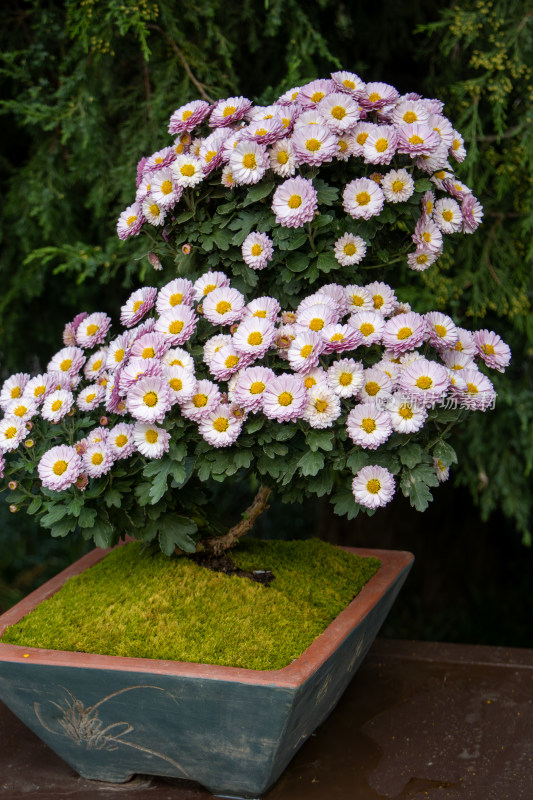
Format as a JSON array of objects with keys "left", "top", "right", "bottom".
[{"left": 199, "top": 485, "right": 273, "bottom": 557}]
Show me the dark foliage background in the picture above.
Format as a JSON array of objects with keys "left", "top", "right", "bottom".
[{"left": 0, "top": 0, "right": 531, "bottom": 644}]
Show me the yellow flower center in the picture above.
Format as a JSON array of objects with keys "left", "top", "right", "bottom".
[
  {"left": 415, "top": 376, "right": 433, "bottom": 390},
  {"left": 133, "top": 300, "right": 144, "bottom": 313},
  {"left": 205, "top": 150, "right": 217, "bottom": 163},
  {"left": 91, "top": 359, "right": 102, "bottom": 372},
  {"left": 203, "top": 284, "right": 216, "bottom": 295},
  {"left": 361, "top": 418, "right": 377, "bottom": 433},
  {"left": 331, "top": 105, "right": 346, "bottom": 120},
  {"left": 314, "top": 399, "right": 328, "bottom": 413},
  {"left": 168, "top": 293, "right": 183, "bottom": 307},
  {"left": 86, "top": 324, "right": 98, "bottom": 337},
  {"left": 337, "top": 371, "right": 352, "bottom": 387},
  {"left": 434, "top": 324, "right": 447, "bottom": 338},
  {"left": 338, "top": 139, "right": 348, "bottom": 151},
  {"left": 149, "top": 204, "right": 160, "bottom": 217},
  {"left": 344, "top": 243, "right": 356, "bottom": 256},
  {"left": 367, "top": 92, "right": 381, "bottom": 103},
  {"left": 288, "top": 194, "right": 302, "bottom": 209},
  {"left": 145, "top": 429, "right": 158, "bottom": 443},
  {"left": 305, "top": 138, "right": 321, "bottom": 152},
  {"left": 180, "top": 164, "right": 195, "bottom": 177},
  {"left": 142, "top": 347, "right": 155, "bottom": 359},
  {"left": 403, "top": 110, "right": 417, "bottom": 123},
  {"left": 423, "top": 232, "right": 432, "bottom": 243},
  {"left": 365, "top": 381, "right": 380, "bottom": 396},
  {"left": 248, "top": 332, "right": 263, "bottom": 346},
  {"left": 34, "top": 386, "right": 45, "bottom": 396},
  {"left": 367, "top": 478, "right": 381, "bottom": 494},
  {"left": 435, "top": 170, "right": 446, "bottom": 180},
  {"left": 278, "top": 391, "right": 293, "bottom": 406},
  {"left": 169, "top": 378, "right": 183, "bottom": 391},
  {"left": 356, "top": 191, "right": 370, "bottom": 206},
  {"left": 467, "top": 383, "right": 479, "bottom": 394},
  {"left": 442, "top": 209, "right": 454, "bottom": 222},
  {"left": 169, "top": 358, "right": 184, "bottom": 366},
  {"left": 51, "top": 399, "right": 63, "bottom": 411},
  {"left": 91, "top": 453, "right": 104, "bottom": 466},
  {"left": 85, "top": 393, "right": 96, "bottom": 403},
  {"left": 213, "top": 417, "right": 229, "bottom": 432},
  {"left": 343, "top": 79, "right": 355, "bottom": 89},
  {"left": 114, "top": 348, "right": 125, "bottom": 363},
  {"left": 143, "top": 391, "right": 158, "bottom": 407},
  {"left": 182, "top": 109, "right": 193, "bottom": 121},
  {"left": 330, "top": 333, "right": 344, "bottom": 342},
  {"left": 416, "top": 253, "right": 428, "bottom": 264},
  {"left": 250, "top": 381, "right": 265, "bottom": 395},
  {"left": 277, "top": 151, "right": 289, "bottom": 165},
  {"left": 309, "top": 318, "right": 324, "bottom": 332},
  {"left": 360, "top": 322, "right": 375, "bottom": 336},
  {"left": 169, "top": 320, "right": 184, "bottom": 334},
  {"left": 223, "top": 105, "right": 237, "bottom": 117},
  {"left": 304, "top": 376, "right": 317, "bottom": 389},
  {"left": 160, "top": 180, "right": 173, "bottom": 195},
  {"left": 482, "top": 343, "right": 495, "bottom": 355},
  {"left": 251, "top": 244, "right": 263, "bottom": 256},
  {"left": 398, "top": 404, "right": 414, "bottom": 420},
  {"left": 193, "top": 393, "right": 208, "bottom": 408},
  {"left": 253, "top": 310, "right": 267, "bottom": 318},
  {"left": 311, "top": 90, "right": 325, "bottom": 103},
  {"left": 356, "top": 132, "right": 368, "bottom": 145},
  {"left": 126, "top": 215, "right": 137, "bottom": 227},
  {"left": 216, "top": 300, "right": 231, "bottom": 315},
  {"left": 115, "top": 434, "right": 128, "bottom": 448},
  {"left": 254, "top": 127, "right": 267, "bottom": 136},
  {"left": 225, "top": 355, "right": 239, "bottom": 368},
  {"left": 60, "top": 358, "right": 72, "bottom": 372},
  {"left": 242, "top": 153, "right": 257, "bottom": 169},
  {"left": 409, "top": 134, "right": 424, "bottom": 145},
  {"left": 397, "top": 327, "right": 413, "bottom": 340},
  {"left": 392, "top": 180, "right": 405, "bottom": 193},
  {"left": 10, "top": 386, "right": 21, "bottom": 398},
  {"left": 375, "top": 137, "right": 388, "bottom": 153},
  {"left": 53, "top": 460, "right": 68, "bottom": 476}
]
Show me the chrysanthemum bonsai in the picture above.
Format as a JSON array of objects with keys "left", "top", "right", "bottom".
[{"left": 0, "top": 71, "right": 510, "bottom": 562}]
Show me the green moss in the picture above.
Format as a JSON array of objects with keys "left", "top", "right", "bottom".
[{"left": 1, "top": 539, "right": 380, "bottom": 671}]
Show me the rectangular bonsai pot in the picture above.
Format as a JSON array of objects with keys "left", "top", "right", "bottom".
[{"left": 0, "top": 546, "right": 413, "bottom": 799}]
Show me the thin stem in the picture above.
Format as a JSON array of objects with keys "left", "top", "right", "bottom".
[{"left": 146, "top": 25, "right": 214, "bottom": 103}]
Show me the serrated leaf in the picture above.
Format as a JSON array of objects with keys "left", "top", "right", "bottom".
[
  {"left": 411, "top": 463, "right": 440, "bottom": 486},
  {"left": 346, "top": 450, "right": 369, "bottom": 473},
  {"left": 91, "top": 519, "right": 115, "bottom": 549},
  {"left": 399, "top": 442, "right": 424, "bottom": 468},
  {"left": 175, "top": 210, "right": 194, "bottom": 223},
  {"left": 306, "top": 430, "right": 335, "bottom": 452},
  {"left": 104, "top": 488, "right": 122, "bottom": 508},
  {"left": 159, "top": 514, "right": 199, "bottom": 555},
  {"left": 316, "top": 251, "right": 339, "bottom": 273},
  {"left": 40, "top": 505, "right": 68, "bottom": 528},
  {"left": 285, "top": 232, "right": 308, "bottom": 250},
  {"left": 246, "top": 417, "right": 264, "bottom": 434},
  {"left": 331, "top": 489, "right": 360, "bottom": 519},
  {"left": 414, "top": 178, "right": 433, "bottom": 193},
  {"left": 314, "top": 179, "right": 339, "bottom": 206},
  {"left": 27, "top": 496, "right": 42, "bottom": 515},
  {"left": 78, "top": 507, "right": 97, "bottom": 528},
  {"left": 242, "top": 180, "right": 275, "bottom": 206},
  {"left": 400, "top": 471, "right": 434, "bottom": 512},
  {"left": 433, "top": 441, "right": 458, "bottom": 467},
  {"left": 298, "top": 450, "right": 325, "bottom": 477},
  {"left": 286, "top": 252, "right": 310, "bottom": 272},
  {"left": 50, "top": 517, "right": 77, "bottom": 538}
]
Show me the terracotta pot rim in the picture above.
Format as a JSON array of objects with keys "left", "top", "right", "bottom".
[{"left": 0, "top": 544, "right": 413, "bottom": 689}]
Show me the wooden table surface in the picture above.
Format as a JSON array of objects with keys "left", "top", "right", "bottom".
[{"left": 1, "top": 638, "right": 532, "bottom": 799}]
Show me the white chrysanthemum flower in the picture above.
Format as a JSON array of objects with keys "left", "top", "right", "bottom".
[
  {"left": 269, "top": 138, "right": 297, "bottom": 177},
  {"left": 203, "top": 334, "right": 233, "bottom": 366},
  {"left": 317, "top": 92, "right": 360, "bottom": 133},
  {"left": 150, "top": 167, "right": 182, "bottom": 208},
  {"left": 193, "top": 271, "right": 230, "bottom": 302},
  {"left": 302, "top": 367, "right": 329, "bottom": 392},
  {"left": 209, "top": 96, "right": 252, "bottom": 127},
  {"left": 83, "top": 349, "right": 108, "bottom": 381},
  {"left": 288, "top": 331, "right": 324, "bottom": 373},
  {"left": 449, "top": 328, "right": 477, "bottom": 358},
  {"left": 388, "top": 393, "right": 427, "bottom": 433},
  {"left": 434, "top": 457, "right": 450, "bottom": 483},
  {"left": 233, "top": 317, "right": 276, "bottom": 359},
  {"left": 461, "top": 194, "right": 484, "bottom": 234},
  {"left": 449, "top": 130, "right": 467, "bottom": 162},
  {"left": 352, "top": 465, "right": 395, "bottom": 509},
  {"left": 130, "top": 332, "right": 169, "bottom": 362},
  {"left": 304, "top": 385, "right": 341, "bottom": 429},
  {"left": 7, "top": 397, "right": 36, "bottom": 424},
  {"left": 0, "top": 416, "right": 28, "bottom": 452},
  {"left": 221, "top": 165, "right": 236, "bottom": 188},
  {"left": 321, "top": 324, "right": 362, "bottom": 354},
  {"left": 364, "top": 284, "right": 397, "bottom": 316},
  {"left": 271, "top": 176, "right": 318, "bottom": 228},
  {"left": 348, "top": 310, "right": 385, "bottom": 346},
  {"left": 120, "top": 287, "right": 157, "bottom": 328},
  {"left": 345, "top": 285, "right": 374, "bottom": 313},
  {"left": 241, "top": 232, "right": 274, "bottom": 270},
  {"left": 241, "top": 117, "right": 286, "bottom": 144},
  {"left": 126, "top": 376, "right": 172, "bottom": 423},
  {"left": 75, "top": 312, "right": 111, "bottom": 350},
  {"left": 381, "top": 169, "right": 415, "bottom": 203},
  {"left": 362, "top": 125, "right": 398, "bottom": 165},
  {"left": 154, "top": 306, "right": 198, "bottom": 346},
  {"left": 156, "top": 279, "right": 195, "bottom": 315},
  {"left": 202, "top": 287, "right": 245, "bottom": 326},
  {"left": 162, "top": 347, "right": 195, "bottom": 372},
  {"left": 413, "top": 218, "right": 444, "bottom": 253},
  {"left": 117, "top": 202, "right": 143, "bottom": 240},
  {"left": 358, "top": 367, "right": 394, "bottom": 403},
  {"left": 133, "top": 422, "right": 170, "bottom": 459},
  {"left": 430, "top": 167, "right": 455, "bottom": 191},
  {"left": 359, "top": 81, "right": 400, "bottom": 110},
  {"left": 398, "top": 358, "right": 450, "bottom": 408},
  {"left": 350, "top": 122, "right": 378, "bottom": 156},
  {"left": 334, "top": 233, "right": 367, "bottom": 266},
  {"left": 171, "top": 154, "right": 204, "bottom": 188},
  {"left": 406, "top": 248, "right": 438, "bottom": 272},
  {"left": 450, "top": 368, "right": 496, "bottom": 411},
  {"left": 142, "top": 196, "right": 166, "bottom": 226},
  {"left": 425, "top": 312, "right": 459, "bottom": 350},
  {"left": 292, "top": 108, "right": 327, "bottom": 130},
  {"left": 83, "top": 442, "right": 114, "bottom": 479},
  {"left": 47, "top": 347, "right": 85, "bottom": 379},
  {"left": 343, "top": 177, "right": 385, "bottom": 220},
  {"left": 180, "top": 379, "right": 221, "bottom": 421},
  {"left": 429, "top": 113, "right": 455, "bottom": 148},
  {"left": 296, "top": 303, "right": 338, "bottom": 334},
  {"left": 105, "top": 334, "right": 132, "bottom": 372},
  {"left": 198, "top": 404, "right": 243, "bottom": 448},
  {"left": 229, "top": 140, "right": 269, "bottom": 185},
  {"left": 108, "top": 423, "right": 136, "bottom": 459},
  {"left": 433, "top": 197, "right": 463, "bottom": 234},
  {"left": 0, "top": 373, "right": 30, "bottom": 411},
  {"left": 298, "top": 78, "right": 335, "bottom": 107},
  {"left": 391, "top": 100, "right": 430, "bottom": 126},
  {"left": 346, "top": 403, "right": 393, "bottom": 450},
  {"left": 41, "top": 389, "right": 74, "bottom": 422},
  {"left": 168, "top": 99, "right": 210, "bottom": 135},
  {"left": 262, "top": 373, "right": 308, "bottom": 422},
  {"left": 243, "top": 296, "right": 281, "bottom": 322},
  {"left": 441, "top": 350, "right": 474, "bottom": 373},
  {"left": 38, "top": 445, "right": 81, "bottom": 491},
  {"left": 77, "top": 384, "right": 105, "bottom": 411},
  {"left": 319, "top": 284, "right": 350, "bottom": 315},
  {"left": 232, "top": 366, "right": 275, "bottom": 412},
  {"left": 327, "top": 359, "right": 364, "bottom": 398},
  {"left": 22, "top": 374, "right": 56, "bottom": 406},
  {"left": 209, "top": 344, "right": 248, "bottom": 381},
  {"left": 331, "top": 70, "right": 365, "bottom": 96},
  {"left": 473, "top": 329, "right": 511, "bottom": 373},
  {"left": 164, "top": 364, "right": 197, "bottom": 404},
  {"left": 382, "top": 312, "right": 428, "bottom": 354}
]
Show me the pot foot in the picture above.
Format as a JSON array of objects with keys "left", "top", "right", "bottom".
[{"left": 77, "top": 769, "right": 135, "bottom": 784}]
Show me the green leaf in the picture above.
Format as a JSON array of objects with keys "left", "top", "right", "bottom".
[
  {"left": 314, "top": 179, "right": 339, "bottom": 206},
  {"left": 332, "top": 489, "right": 360, "bottom": 520},
  {"left": 433, "top": 441, "right": 458, "bottom": 467},
  {"left": 414, "top": 178, "right": 433, "bottom": 193},
  {"left": 27, "top": 496, "right": 42, "bottom": 515},
  {"left": 297, "top": 450, "right": 325, "bottom": 477},
  {"left": 104, "top": 488, "right": 122, "bottom": 508},
  {"left": 346, "top": 450, "right": 369, "bottom": 473},
  {"left": 159, "top": 514, "right": 199, "bottom": 555},
  {"left": 317, "top": 251, "right": 339, "bottom": 273},
  {"left": 399, "top": 442, "right": 424, "bottom": 468},
  {"left": 306, "top": 430, "right": 335, "bottom": 452},
  {"left": 286, "top": 252, "right": 310, "bottom": 272},
  {"left": 246, "top": 417, "right": 264, "bottom": 434},
  {"left": 285, "top": 232, "right": 308, "bottom": 250},
  {"left": 134, "top": 481, "right": 153, "bottom": 506},
  {"left": 50, "top": 517, "right": 77, "bottom": 538},
  {"left": 175, "top": 210, "right": 194, "bottom": 223},
  {"left": 66, "top": 495, "right": 84, "bottom": 517},
  {"left": 40, "top": 505, "right": 68, "bottom": 528},
  {"left": 91, "top": 519, "right": 115, "bottom": 549},
  {"left": 400, "top": 471, "right": 434, "bottom": 512},
  {"left": 242, "top": 180, "right": 276, "bottom": 206},
  {"left": 78, "top": 507, "right": 97, "bottom": 528}
]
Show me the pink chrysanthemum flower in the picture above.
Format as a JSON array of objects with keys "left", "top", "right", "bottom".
[
  {"left": 243, "top": 296, "right": 281, "bottom": 322},
  {"left": 292, "top": 108, "right": 327, "bottom": 130},
  {"left": 271, "top": 176, "right": 318, "bottom": 228},
  {"left": 326, "top": 358, "right": 364, "bottom": 399},
  {"left": 193, "top": 271, "right": 230, "bottom": 302},
  {"left": 359, "top": 81, "right": 400, "bottom": 110},
  {"left": 348, "top": 310, "right": 385, "bottom": 346},
  {"left": 352, "top": 465, "right": 395, "bottom": 509},
  {"left": 443, "top": 177, "right": 472, "bottom": 202},
  {"left": 75, "top": 312, "right": 111, "bottom": 350},
  {"left": 209, "top": 344, "right": 249, "bottom": 381},
  {"left": 412, "top": 217, "right": 444, "bottom": 253},
  {"left": 296, "top": 303, "right": 338, "bottom": 335},
  {"left": 133, "top": 422, "right": 170, "bottom": 459},
  {"left": 180, "top": 379, "right": 222, "bottom": 422},
  {"left": 77, "top": 383, "right": 105, "bottom": 411},
  {"left": 0, "top": 416, "right": 28, "bottom": 451},
  {"left": 318, "top": 92, "right": 360, "bottom": 133},
  {"left": 288, "top": 331, "right": 324, "bottom": 373},
  {"left": 199, "top": 129, "right": 231, "bottom": 174},
  {"left": 449, "top": 328, "right": 477, "bottom": 358},
  {"left": 320, "top": 324, "right": 362, "bottom": 354},
  {"left": 168, "top": 100, "right": 211, "bottom": 135},
  {"left": 162, "top": 347, "right": 195, "bottom": 372},
  {"left": 126, "top": 376, "right": 172, "bottom": 424},
  {"left": 40, "top": 388, "right": 74, "bottom": 422},
  {"left": 331, "top": 70, "right": 365, "bottom": 96},
  {"left": 366, "top": 281, "right": 398, "bottom": 316},
  {"left": 130, "top": 332, "right": 169, "bottom": 361},
  {"left": 233, "top": 366, "right": 276, "bottom": 412},
  {"left": 5, "top": 397, "right": 37, "bottom": 424},
  {"left": 396, "top": 123, "right": 440, "bottom": 156},
  {"left": 209, "top": 96, "right": 252, "bottom": 127},
  {"left": 428, "top": 114, "right": 455, "bottom": 148},
  {"left": 120, "top": 287, "right": 157, "bottom": 328},
  {"left": 154, "top": 306, "right": 198, "bottom": 346},
  {"left": 388, "top": 393, "right": 427, "bottom": 434},
  {"left": 334, "top": 133, "right": 352, "bottom": 161},
  {"left": 142, "top": 196, "right": 167, "bottom": 227},
  {"left": 107, "top": 422, "right": 136, "bottom": 459},
  {"left": 473, "top": 330, "right": 511, "bottom": 373},
  {"left": 171, "top": 154, "right": 204, "bottom": 188},
  {"left": 241, "top": 117, "right": 286, "bottom": 145},
  {"left": 461, "top": 194, "right": 484, "bottom": 233},
  {"left": 198, "top": 404, "right": 243, "bottom": 448},
  {"left": 304, "top": 385, "right": 341, "bottom": 429},
  {"left": 440, "top": 351, "right": 475, "bottom": 373},
  {"left": 382, "top": 312, "right": 428, "bottom": 354},
  {"left": 221, "top": 165, "right": 236, "bottom": 188},
  {"left": 203, "top": 287, "right": 245, "bottom": 326},
  {"left": 425, "top": 312, "right": 459, "bottom": 350},
  {"left": 0, "top": 373, "right": 30, "bottom": 411},
  {"left": 391, "top": 100, "right": 430, "bottom": 126},
  {"left": 117, "top": 202, "right": 143, "bottom": 240},
  {"left": 296, "top": 290, "right": 339, "bottom": 316},
  {"left": 362, "top": 125, "right": 398, "bottom": 165},
  {"left": 398, "top": 358, "right": 450, "bottom": 408},
  {"left": 350, "top": 122, "right": 378, "bottom": 157},
  {"left": 144, "top": 147, "right": 176, "bottom": 173},
  {"left": 233, "top": 316, "right": 276, "bottom": 359},
  {"left": 421, "top": 190, "right": 436, "bottom": 218},
  {"left": 47, "top": 347, "right": 85, "bottom": 379},
  {"left": 82, "top": 442, "right": 114, "bottom": 478},
  {"left": 298, "top": 79, "right": 335, "bottom": 107},
  {"left": 106, "top": 333, "right": 134, "bottom": 372},
  {"left": 277, "top": 86, "right": 301, "bottom": 104},
  {"left": 358, "top": 367, "right": 394, "bottom": 403},
  {"left": 433, "top": 198, "right": 463, "bottom": 234},
  {"left": 269, "top": 138, "right": 297, "bottom": 178},
  {"left": 156, "top": 279, "right": 195, "bottom": 315},
  {"left": 417, "top": 148, "right": 452, "bottom": 175},
  {"left": 150, "top": 167, "right": 183, "bottom": 208},
  {"left": 84, "top": 349, "right": 108, "bottom": 381},
  {"left": 203, "top": 334, "right": 233, "bottom": 366},
  {"left": 334, "top": 233, "right": 367, "bottom": 266},
  {"left": 381, "top": 169, "right": 415, "bottom": 203},
  {"left": 319, "top": 284, "right": 350, "bottom": 315},
  {"left": 343, "top": 178, "right": 384, "bottom": 220},
  {"left": 22, "top": 374, "right": 56, "bottom": 406},
  {"left": 346, "top": 403, "right": 393, "bottom": 450},
  {"left": 292, "top": 124, "right": 338, "bottom": 166},
  {"left": 38, "top": 445, "right": 81, "bottom": 491},
  {"left": 451, "top": 368, "right": 496, "bottom": 411},
  {"left": 241, "top": 232, "right": 274, "bottom": 270},
  {"left": 345, "top": 285, "right": 374, "bottom": 313},
  {"left": 302, "top": 367, "right": 328, "bottom": 392},
  {"left": 229, "top": 140, "right": 269, "bottom": 185},
  {"left": 406, "top": 248, "right": 438, "bottom": 272},
  {"left": 62, "top": 312, "right": 89, "bottom": 346},
  {"left": 262, "top": 373, "right": 307, "bottom": 422},
  {"left": 449, "top": 130, "right": 467, "bottom": 162},
  {"left": 164, "top": 364, "right": 196, "bottom": 405}
]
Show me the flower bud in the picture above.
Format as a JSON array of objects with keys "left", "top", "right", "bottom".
[
  {"left": 147, "top": 252, "right": 162, "bottom": 271},
  {"left": 25, "top": 421, "right": 34, "bottom": 431},
  {"left": 182, "top": 244, "right": 192, "bottom": 255},
  {"left": 99, "top": 416, "right": 109, "bottom": 426},
  {"left": 8, "top": 481, "right": 18, "bottom": 491},
  {"left": 24, "top": 439, "right": 34, "bottom": 448},
  {"left": 9, "top": 504, "right": 19, "bottom": 514},
  {"left": 68, "top": 408, "right": 75, "bottom": 416}
]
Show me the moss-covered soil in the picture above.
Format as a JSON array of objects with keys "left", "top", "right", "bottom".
[{"left": 1, "top": 539, "right": 380, "bottom": 670}]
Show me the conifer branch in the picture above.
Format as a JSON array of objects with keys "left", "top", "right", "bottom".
[{"left": 146, "top": 25, "right": 214, "bottom": 103}]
